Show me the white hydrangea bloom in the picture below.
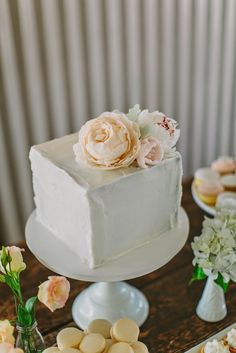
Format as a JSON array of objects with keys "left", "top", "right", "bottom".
[{"left": 191, "top": 209, "right": 236, "bottom": 283}]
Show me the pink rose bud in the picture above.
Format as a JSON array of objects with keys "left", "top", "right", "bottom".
[
  {"left": 136, "top": 137, "right": 164, "bottom": 168},
  {"left": 38, "top": 276, "right": 70, "bottom": 312},
  {"left": 0, "top": 247, "right": 26, "bottom": 274}
]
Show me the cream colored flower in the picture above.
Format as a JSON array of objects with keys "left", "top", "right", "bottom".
[
  {"left": 7, "top": 247, "right": 26, "bottom": 273},
  {"left": 38, "top": 276, "right": 70, "bottom": 312},
  {"left": 0, "top": 321, "right": 15, "bottom": 345},
  {"left": 0, "top": 247, "right": 26, "bottom": 274},
  {"left": 0, "top": 343, "right": 24, "bottom": 353},
  {"left": 73, "top": 112, "right": 141, "bottom": 170}
]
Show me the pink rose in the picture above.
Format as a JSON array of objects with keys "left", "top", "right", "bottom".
[
  {"left": 0, "top": 321, "right": 15, "bottom": 345},
  {"left": 136, "top": 137, "right": 164, "bottom": 169},
  {"left": 0, "top": 343, "right": 23, "bottom": 353},
  {"left": 38, "top": 276, "right": 70, "bottom": 312}
]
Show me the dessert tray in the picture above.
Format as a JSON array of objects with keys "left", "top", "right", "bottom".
[
  {"left": 185, "top": 322, "right": 236, "bottom": 352},
  {"left": 25, "top": 207, "right": 189, "bottom": 329},
  {"left": 191, "top": 181, "right": 216, "bottom": 216}
]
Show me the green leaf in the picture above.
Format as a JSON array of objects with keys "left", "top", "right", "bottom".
[
  {"left": 189, "top": 265, "right": 207, "bottom": 285},
  {"left": 25, "top": 296, "right": 37, "bottom": 315},
  {"left": 0, "top": 274, "right": 5, "bottom": 283},
  {"left": 214, "top": 274, "right": 229, "bottom": 293},
  {"left": 5, "top": 274, "right": 18, "bottom": 292},
  {"left": 17, "top": 304, "right": 33, "bottom": 326}
]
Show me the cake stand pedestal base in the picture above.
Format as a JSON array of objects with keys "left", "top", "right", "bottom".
[
  {"left": 72, "top": 281, "right": 149, "bottom": 329},
  {"left": 25, "top": 207, "right": 189, "bottom": 329}
]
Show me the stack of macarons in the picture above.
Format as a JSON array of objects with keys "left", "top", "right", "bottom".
[
  {"left": 220, "top": 174, "right": 236, "bottom": 193},
  {"left": 200, "top": 327, "right": 236, "bottom": 352},
  {"left": 194, "top": 156, "right": 236, "bottom": 206},
  {"left": 42, "top": 318, "right": 149, "bottom": 353},
  {"left": 212, "top": 156, "right": 236, "bottom": 193},
  {"left": 211, "top": 156, "right": 236, "bottom": 176},
  {"left": 194, "top": 167, "right": 223, "bottom": 206},
  {"left": 216, "top": 192, "right": 236, "bottom": 210}
]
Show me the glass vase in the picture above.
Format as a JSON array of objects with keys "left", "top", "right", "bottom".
[{"left": 16, "top": 321, "right": 45, "bottom": 353}]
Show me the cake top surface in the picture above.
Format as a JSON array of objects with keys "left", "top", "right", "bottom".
[
  {"left": 31, "top": 133, "right": 181, "bottom": 191},
  {"left": 31, "top": 105, "right": 181, "bottom": 190}
]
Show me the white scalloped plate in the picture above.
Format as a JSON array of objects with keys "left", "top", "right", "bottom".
[{"left": 185, "top": 322, "right": 236, "bottom": 352}]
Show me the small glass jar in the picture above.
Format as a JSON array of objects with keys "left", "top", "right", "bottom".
[{"left": 16, "top": 321, "right": 45, "bottom": 353}]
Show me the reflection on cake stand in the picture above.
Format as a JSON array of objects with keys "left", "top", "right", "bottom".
[{"left": 25, "top": 207, "right": 189, "bottom": 329}]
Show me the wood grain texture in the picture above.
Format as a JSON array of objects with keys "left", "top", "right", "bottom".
[{"left": 0, "top": 179, "right": 235, "bottom": 353}]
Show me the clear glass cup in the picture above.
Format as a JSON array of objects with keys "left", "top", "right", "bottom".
[{"left": 16, "top": 321, "right": 45, "bottom": 353}]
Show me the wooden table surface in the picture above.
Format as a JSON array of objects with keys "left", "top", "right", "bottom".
[{"left": 1, "top": 179, "right": 236, "bottom": 353}]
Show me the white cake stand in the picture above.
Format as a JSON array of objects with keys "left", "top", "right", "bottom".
[{"left": 25, "top": 207, "right": 189, "bottom": 329}]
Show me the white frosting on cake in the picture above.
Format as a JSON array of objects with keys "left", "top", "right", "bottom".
[{"left": 30, "top": 133, "right": 182, "bottom": 268}]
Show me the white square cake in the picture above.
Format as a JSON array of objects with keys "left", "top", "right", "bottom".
[{"left": 30, "top": 133, "right": 182, "bottom": 268}]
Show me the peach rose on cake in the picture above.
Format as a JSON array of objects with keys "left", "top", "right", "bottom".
[
  {"left": 0, "top": 321, "right": 15, "bottom": 345},
  {"left": 136, "top": 136, "right": 164, "bottom": 169},
  {"left": 38, "top": 276, "right": 70, "bottom": 312},
  {"left": 137, "top": 110, "right": 180, "bottom": 152},
  {"left": 73, "top": 112, "right": 141, "bottom": 170}
]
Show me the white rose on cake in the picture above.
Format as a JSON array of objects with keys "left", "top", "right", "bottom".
[
  {"left": 73, "top": 112, "right": 141, "bottom": 170},
  {"left": 127, "top": 105, "right": 180, "bottom": 163},
  {"left": 137, "top": 109, "right": 180, "bottom": 153}
]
